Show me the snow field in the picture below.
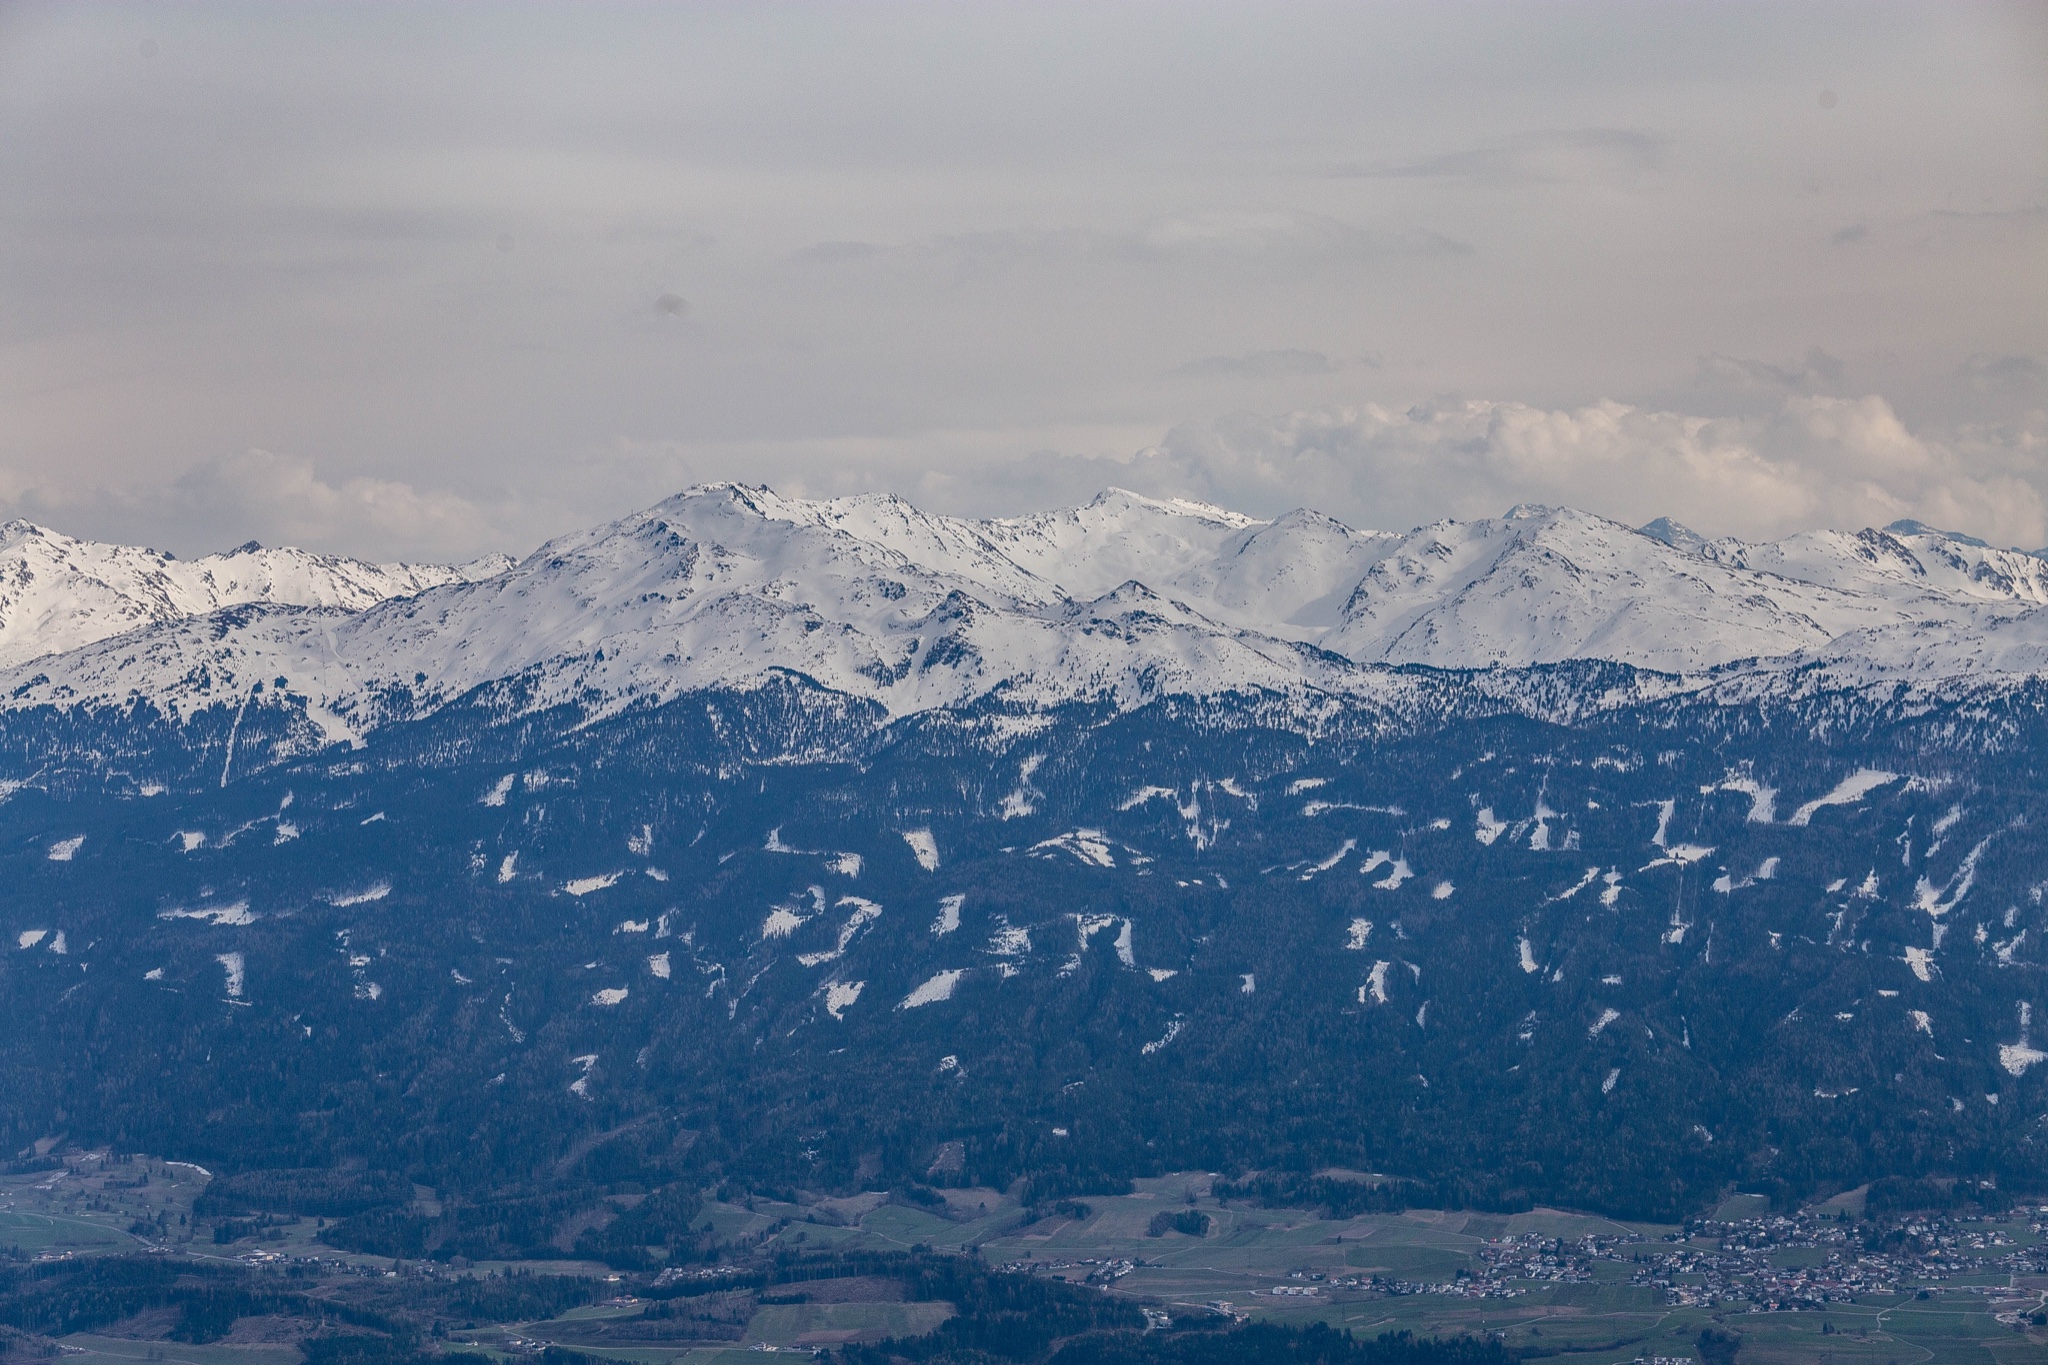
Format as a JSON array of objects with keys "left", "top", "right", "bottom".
[
  {"left": 1032, "top": 829, "right": 1116, "bottom": 867},
  {"left": 160, "top": 901, "right": 254, "bottom": 926},
  {"left": 900, "top": 969, "right": 965, "bottom": 1009},
  {"left": 985, "top": 923, "right": 1030, "bottom": 956},
  {"left": 1715, "top": 773, "right": 1779, "bottom": 824},
  {"left": 824, "top": 981, "right": 864, "bottom": 1020},
  {"left": 902, "top": 828, "right": 940, "bottom": 871},
  {"left": 1788, "top": 770, "right": 1900, "bottom": 826},
  {"left": 761, "top": 906, "right": 809, "bottom": 939},
  {"left": 1371, "top": 858, "right": 1413, "bottom": 890}
]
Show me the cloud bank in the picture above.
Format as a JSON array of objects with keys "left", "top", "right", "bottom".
[
  {"left": 3, "top": 451, "right": 501, "bottom": 564},
  {"left": 1116, "top": 392, "right": 2048, "bottom": 547},
  {"left": 0, "top": 4, "right": 2041, "bottom": 559},
  {"left": 15, "top": 385, "right": 2040, "bottom": 564}
]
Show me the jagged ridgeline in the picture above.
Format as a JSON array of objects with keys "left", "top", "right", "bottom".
[{"left": 3, "top": 665, "right": 2045, "bottom": 1238}]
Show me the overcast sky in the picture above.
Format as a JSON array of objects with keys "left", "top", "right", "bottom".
[{"left": 2, "top": 1, "right": 2043, "bottom": 561}]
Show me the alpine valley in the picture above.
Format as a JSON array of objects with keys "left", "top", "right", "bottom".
[{"left": 4, "top": 484, "right": 2047, "bottom": 1256}]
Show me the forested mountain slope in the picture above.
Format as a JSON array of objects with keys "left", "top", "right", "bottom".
[{"left": 2, "top": 487, "right": 2044, "bottom": 1244}]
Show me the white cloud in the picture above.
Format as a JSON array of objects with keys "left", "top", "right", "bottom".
[
  {"left": 1, "top": 449, "right": 505, "bottom": 563},
  {"left": 166, "top": 450, "right": 498, "bottom": 559},
  {"left": 7, "top": 387, "right": 2041, "bottom": 562},
  {"left": 1110, "top": 393, "right": 2048, "bottom": 546}
]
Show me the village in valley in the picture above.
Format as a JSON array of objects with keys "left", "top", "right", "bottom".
[{"left": 7, "top": 1154, "right": 2048, "bottom": 1363}]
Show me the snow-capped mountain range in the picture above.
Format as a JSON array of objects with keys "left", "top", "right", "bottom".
[
  {"left": 2, "top": 485, "right": 2044, "bottom": 740},
  {"left": 0, "top": 519, "right": 511, "bottom": 669}
]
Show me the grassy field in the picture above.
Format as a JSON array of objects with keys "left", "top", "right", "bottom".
[
  {"left": 0, "top": 1207, "right": 134, "bottom": 1252},
  {"left": 1, "top": 1156, "right": 211, "bottom": 1257},
  {"left": 59, "top": 1335, "right": 305, "bottom": 1365},
  {"left": 743, "top": 1301, "right": 956, "bottom": 1347}
]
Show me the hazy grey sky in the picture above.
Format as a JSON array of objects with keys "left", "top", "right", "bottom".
[{"left": 2, "top": 2, "right": 2043, "bottom": 560}]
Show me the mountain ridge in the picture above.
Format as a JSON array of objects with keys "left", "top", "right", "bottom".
[
  {"left": 0, "top": 517, "right": 512, "bottom": 670},
  {"left": 0, "top": 485, "right": 2041, "bottom": 749}
]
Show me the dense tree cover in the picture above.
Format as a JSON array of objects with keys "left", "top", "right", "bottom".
[
  {"left": 197, "top": 1169, "right": 415, "bottom": 1219},
  {"left": 301, "top": 1339, "right": 435, "bottom": 1365},
  {"left": 0, "top": 1257, "right": 399, "bottom": 1343},
  {"left": 570, "top": 1181, "right": 708, "bottom": 1268},
  {"left": 1145, "top": 1210, "right": 1209, "bottom": 1237},
  {"left": 1692, "top": 1330, "right": 1742, "bottom": 1365},
  {"left": 1860, "top": 1175, "right": 2012, "bottom": 1216},
  {"left": 440, "top": 1271, "right": 599, "bottom": 1325},
  {"left": 0, "top": 1256, "right": 612, "bottom": 1357},
  {"left": 1042, "top": 1326, "right": 1512, "bottom": 1365},
  {"left": 2, "top": 677, "right": 2046, "bottom": 1239},
  {"left": 1212, "top": 1176, "right": 1415, "bottom": 1220},
  {"left": 872, "top": 1256, "right": 1147, "bottom": 1358}
]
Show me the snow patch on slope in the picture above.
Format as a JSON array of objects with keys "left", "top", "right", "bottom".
[
  {"left": 902, "top": 829, "right": 940, "bottom": 871},
  {"left": 1789, "top": 770, "right": 1900, "bottom": 826},
  {"left": 901, "top": 969, "right": 965, "bottom": 1009}
]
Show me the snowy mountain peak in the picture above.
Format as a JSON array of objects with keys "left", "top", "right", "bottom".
[
  {"left": 1701, "top": 524, "right": 2048, "bottom": 608},
  {"left": 1884, "top": 518, "right": 1991, "bottom": 550},
  {"left": 1637, "top": 516, "right": 1711, "bottom": 556},
  {"left": 1087, "top": 487, "right": 1262, "bottom": 527}
]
